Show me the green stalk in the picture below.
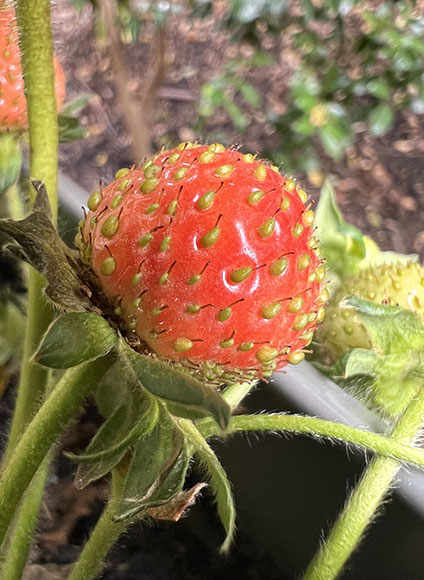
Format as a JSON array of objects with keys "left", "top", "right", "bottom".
[
  {"left": 221, "top": 381, "right": 256, "bottom": 408},
  {"left": 5, "top": 182, "right": 25, "bottom": 222},
  {"left": 0, "top": 455, "right": 51, "bottom": 579},
  {"left": 301, "top": 387, "right": 424, "bottom": 580},
  {"left": 4, "top": 0, "right": 60, "bottom": 459},
  {"left": 199, "top": 413, "right": 424, "bottom": 470},
  {"left": 0, "top": 373, "right": 57, "bottom": 577},
  {"left": 0, "top": 2, "right": 60, "bottom": 573},
  {"left": 68, "top": 470, "right": 129, "bottom": 580},
  {"left": 0, "top": 355, "right": 115, "bottom": 548}
]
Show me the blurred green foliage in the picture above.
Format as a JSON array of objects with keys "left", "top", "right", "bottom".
[
  {"left": 72, "top": 0, "right": 424, "bottom": 171},
  {"left": 192, "top": 0, "right": 424, "bottom": 171},
  {"left": 197, "top": 52, "right": 272, "bottom": 132}
]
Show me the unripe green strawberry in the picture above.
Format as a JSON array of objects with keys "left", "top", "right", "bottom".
[
  {"left": 0, "top": 2, "right": 66, "bottom": 130},
  {"left": 315, "top": 261, "right": 424, "bottom": 364},
  {"left": 78, "top": 143, "right": 326, "bottom": 380}
]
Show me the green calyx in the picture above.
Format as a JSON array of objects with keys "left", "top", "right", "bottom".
[{"left": 315, "top": 261, "right": 424, "bottom": 364}]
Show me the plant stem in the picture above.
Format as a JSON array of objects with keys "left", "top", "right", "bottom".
[
  {"left": 199, "top": 413, "right": 424, "bottom": 470},
  {"left": 0, "top": 355, "right": 115, "bottom": 548},
  {"left": 301, "top": 387, "right": 424, "bottom": 580},
  {"left": 221, "top": 381, "right": 256, "bottom": 408},
  {"left": 4, "top": 0, "right": 59, "bottom": 460},
  {"left": 68, "top": 470, "right": 128, "bottom": 580},
  {"left": 16, "top": 0, "right": 59, "bottom": 218},
  {"left": 0, "top": 3, "right": 60, "bottom": 572},
  {"left": 0, "top": 455, "right": 51, "bottom": 579},
  {"left": 5, "top": 182, "right": 25, "bottom": 221}
]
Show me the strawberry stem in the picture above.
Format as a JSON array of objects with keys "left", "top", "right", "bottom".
[
  {"left": 4, "top": 0, "right": 59, "bottom": 453},
  {"left": 301, "top": 386, "right": 424, "bottom": 580},
  {"left": 68, "top": 469, "right": 129, "bottom": 580},
  {"left": 0, "top": 455, "right": 52, "bottom": 580},
  {"left": 198, "top": 412, "right": 424, "bottom": 472},
  {"left": 0, "top": 1, "right": 61, "bottom": 575},
  {"left": 0, "top": 355, "right": 116, "bottom": 556}
]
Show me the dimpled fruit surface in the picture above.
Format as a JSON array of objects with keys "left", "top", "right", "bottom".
[{"left": 79, "top": 143, "right": 326, "bottom": 379}]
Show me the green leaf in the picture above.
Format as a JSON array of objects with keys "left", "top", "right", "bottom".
[
  {"left": 292, "top": 115, "right": 316, "bottom": 136},
  {"left": 369, "top": 103, "right": 394, "bottom": 136},
  {"left": 319, "top": 121, "right": 352, "bottom": 159},
  {"left": 224, "top": 99, "right": 248, "bottom": 131},
  {"left": 178, "top": 419, "right": 235, "bottom": 553},
  {"left": 341, "top": 296, "right": 424, "bottom": 354},
  {"left": 34, "top": 312, "right": 117, "bottom": 369},
  {"left": 72, "top": 391, "right": 159, "bottom": 489},
  {"left": 250, "top": 51, "right": 274, "bottom": 67},
  {"left": 120, "top": 341, "right": 231, "bottom": 430},
  {"left": 114, "top": 408, "right": 183, "bottom": 521},
  {"left": 0, "top": 134, "right": 22, "bottom": 195},
  {"left": 58, "top": 93, "right": 93, "bottom": 142},
  {"left": 239, "top": 82, "right": 261, "bottom": 108},
  {"left": 144, "top": 444, "right": 191, "bottom": 508},
  {"left": 58, "top": 115, "right": 87, "bottom": 143},
  {"left": 367, "top": 78, "right": 391, "bottom": 100}
]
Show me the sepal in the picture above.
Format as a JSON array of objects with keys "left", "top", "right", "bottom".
[
  {"left": 120, "top": 340, "right": 231, "bottom": 430},
  {"left": 113, "top": 407, "right": 184, "bottom": 521},
  {"left": 333, "top": 297, "right": 424, "bottom": 417},
  {"left": 314, "top": 181, "right": 418, "bottom": 287},
  {"left": 0, "top": 182, "right": 91, "bottom": 311},
  {"left": 34, "top": 312, "right": 118, "bottom": 368},
  {"left": 72, "top": 388, "right": 159, "bottom": 489}
]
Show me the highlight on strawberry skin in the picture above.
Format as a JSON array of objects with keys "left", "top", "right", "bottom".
[
  {"left": 77, "top": 142, "right": 327, "bottom": 381},
  {"left": 0, "top": 1, "right": 66, "bottom": 131}
]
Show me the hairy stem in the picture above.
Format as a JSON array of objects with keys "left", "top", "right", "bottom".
[
  {"left": 0, "top": 355, "right": 115, "bottom": 548},
  {"left": 301, "top": 387, "right": 424, "bottom": 580},
  {"left": 68, "top": 470, "right": 128, "bottom": 580},
  {"left": 0, "top": 455, "right": 51, "bottom": 578},
  {"left": 4, "top": 0, "right": 59, "bottom": 460},
  {"left": 0, "top": 2, "right": 60, "bottom": 573},
  {"left": 199, "top": 413, "right": 424, "bottom": 470}
]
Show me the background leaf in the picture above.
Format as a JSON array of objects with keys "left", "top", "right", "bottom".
[{"left": 369, "top": 103, "right": 394, "bottom": 136}]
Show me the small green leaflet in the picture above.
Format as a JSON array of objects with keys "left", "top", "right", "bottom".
[{"left": 34, "top": 312, "right": 117, "bottom": 369}]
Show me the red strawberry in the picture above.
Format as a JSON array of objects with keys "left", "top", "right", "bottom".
[
  {"left": 0, "top": 2, "right": 66, "bottom": 130},
  {"left": 78, "top": 143, "right": 326, "bottom": 379}
]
